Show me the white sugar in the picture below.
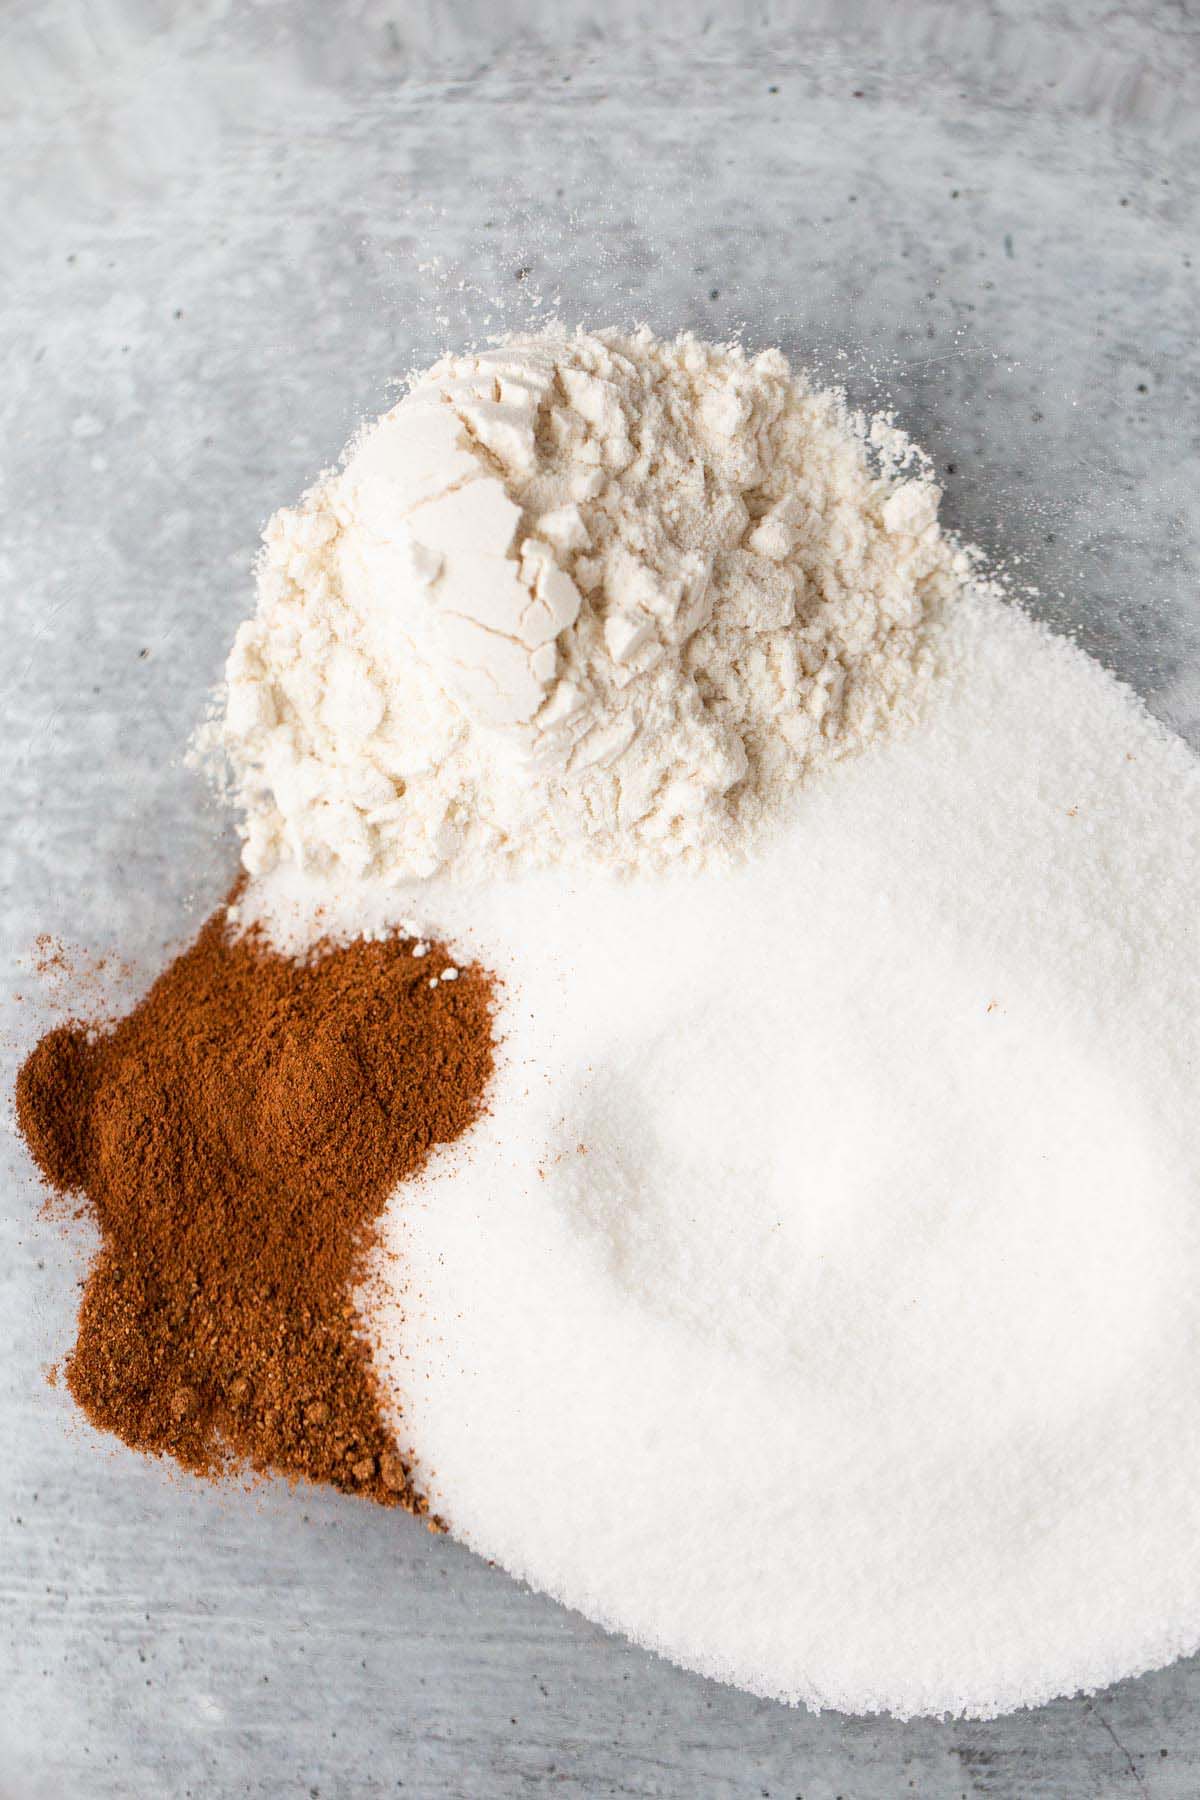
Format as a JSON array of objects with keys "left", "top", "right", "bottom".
[{"left": 248, "top": 588, "right": 1200, "bottom": 1719}]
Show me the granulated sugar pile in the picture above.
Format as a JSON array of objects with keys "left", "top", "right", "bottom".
[
  {"left": 26, "top": 324, "right": 1200, "bottom": 1721},
  {"left": 250, "top": 590, "right": 1200, "bottom": 1720}
]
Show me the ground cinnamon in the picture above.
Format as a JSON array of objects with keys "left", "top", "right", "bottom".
[{"left": 15, "top": 897, "right": 494, "bottom": 1513}]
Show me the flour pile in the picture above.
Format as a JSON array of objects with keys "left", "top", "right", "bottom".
[{"left": 212, "top": 327, "right": 961, "bottom": 880}]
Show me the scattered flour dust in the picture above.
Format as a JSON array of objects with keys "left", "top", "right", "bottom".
[
  {"left": 244, "top": 583, "right": 1200, "bottom": 1721},
  {"left": 209, "top": 326, "right": 964, "bottom": 882}
]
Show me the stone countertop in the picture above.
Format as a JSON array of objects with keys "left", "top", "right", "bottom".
[{"left": 3, "top": 3, "right": 1199, "bottom": 1794}]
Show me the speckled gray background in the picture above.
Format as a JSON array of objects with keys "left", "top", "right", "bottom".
[{"left": 3, "top": 3, "right": 1199, "bottom": 1795}]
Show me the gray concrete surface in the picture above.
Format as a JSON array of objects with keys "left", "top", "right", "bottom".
[{"left": 2, "top": 2, "right": 1199, "bottom": 1794}]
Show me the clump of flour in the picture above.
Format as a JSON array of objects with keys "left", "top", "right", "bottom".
[{"left": 209, "top": 326, "right": 969, "bottom": 881}]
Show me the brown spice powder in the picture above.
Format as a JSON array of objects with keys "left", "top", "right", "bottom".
[{"left": 15, "top": 898, "right": 494, "bottom": 1514}]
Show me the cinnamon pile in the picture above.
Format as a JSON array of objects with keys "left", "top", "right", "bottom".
[{"left": 16, "top": 898, "right": 494, "bottom": 1513}]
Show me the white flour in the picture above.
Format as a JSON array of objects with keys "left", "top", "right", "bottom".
[
  {"left": 242, "top": 585, "right": 1200, "bottom": 1720},
  {"left": 210, "top": 327, "right": 964, "bottom": 880}
]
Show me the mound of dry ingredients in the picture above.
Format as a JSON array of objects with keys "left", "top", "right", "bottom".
[
  {"left": 205, "top": 325, "right": 965, "bottom": 880},
  {"left": 16, "top": 903, "right": 493, "bottom": 1509},
  {"left": 22, "top": 320, "right": 1200, "bottom": 1723},
  {"left": 307, "top": 588, "right": 1200, "bottom": 1722}
]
